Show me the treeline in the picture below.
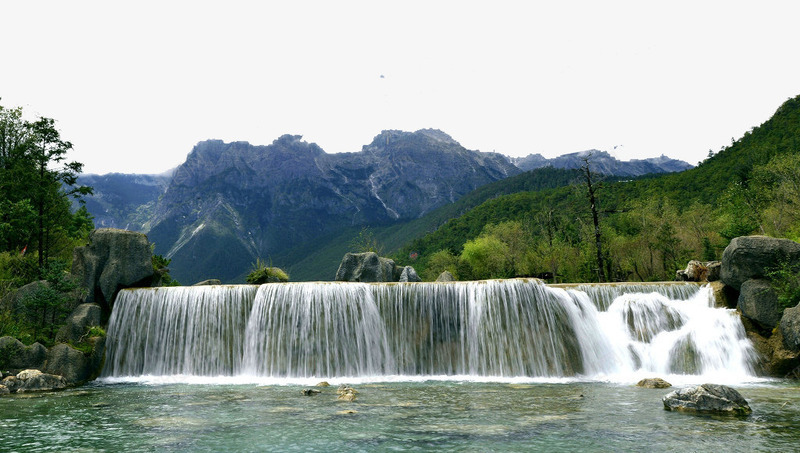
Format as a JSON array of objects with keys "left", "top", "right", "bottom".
[
  {"left": 0, "top": 101, "right": 94, "bottom": 345},
  {"left": 395, "top": 95, "right": 800, "bottom": 282}
]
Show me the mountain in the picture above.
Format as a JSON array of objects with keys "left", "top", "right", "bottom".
[
  {"left": 143, "top": 129, "right": 520, "bottom": 283},
  {"left": 509, "top": 150, "right": 693, "bottom": 175},
  {"left": 78, "top": 171, "right": 173, "bottom": 231}
]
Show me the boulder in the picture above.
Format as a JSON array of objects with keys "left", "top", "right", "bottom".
[
  {"left": 399, "top": 266, "right": 421, "bottom": 283},
  {"left": 335, "top": 252, "right": 397, "bottom": 282},
  {"left": 780, "top": 304, "right": 800, "bottom": 352},
  {"left": 44, "top": 343, "right": 91, "bottom": 384},
  {"left": 746, "top": 326, "right": 799, "bottom": 376},
  {"left": 72, "top": 228, "right": 153, "bottom": 310},
  {"left": 738, "top": 279, "right": 784, "bottom": 330},
  {"left": 18, "top": 373, "right": 67, "bottom": 393},
  {"left": 721, "top": 236, "right": 800, "bottom": 291},
  {"left": 55, "top": 303, "right": 103, "bottom": 343},
  {"left": 662, "top": 383, "right": 751, "bottom": 415},
  {"left": 17, "top": 369, "right": 43, "bottom": 380},
  {"left": 436, "top": 271, "right": 456, "bottom": 282},
  {"left": 0, "top": 336, "right": 47, "bottom": 371},
  {"left": 1, "top": 376, "right": 19, "bottom": 393},
  {"left": 193, "top": 279, "right": 222, "bottom": 286},
  {"left": 636, "top": 378, "right": 672, "bottom": 389},
  {"left": 676, "top": 260, "right": 721, "bottom": 282},
  {"left": 0, "top": 384, "right": 8, "bottom": 395}
]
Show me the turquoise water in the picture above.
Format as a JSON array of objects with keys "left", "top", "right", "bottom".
[{"left": 2, "top": 380, "right": 799, "bottom": 452}]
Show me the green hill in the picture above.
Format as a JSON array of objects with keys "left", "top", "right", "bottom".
[{"left": 394, "top": 95, "right": 800, "bottom": 282}]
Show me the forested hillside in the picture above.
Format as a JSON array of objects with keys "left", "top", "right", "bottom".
[{"left": 394, "top": 95, "right": 800, "bottom": 283}]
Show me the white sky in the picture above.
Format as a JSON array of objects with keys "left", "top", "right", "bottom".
[{"left": 2, "top": 1, "right": 799, "bottom": 175}]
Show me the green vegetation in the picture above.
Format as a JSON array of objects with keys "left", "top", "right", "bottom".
[
  {"left": 767, "top": 261, "right": 800, "bottom": 309},
  {"left": 247, "top": 258, "right": 290, "bottom": 284},
  {"left": 392, "top": 95, "right": 800, "bottom": 283},
  {"left": 0, "top": 100, "right": 94, "bottom": 345}
]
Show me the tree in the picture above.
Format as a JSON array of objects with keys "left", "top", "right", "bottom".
[
  {"left": 0, "top": 101, "right": 92, "bottom": 276},
  {"left": 580, "top": 153, "right": 606, "bottom": 282}
]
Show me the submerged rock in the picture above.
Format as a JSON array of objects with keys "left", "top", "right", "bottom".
[
  {"left": 636, "top": 378, "right": 672, "bottom": 389},
  {"left": 301, "top": 388, "right": 321, "bottom": 396},
  {"left": 662, "top": 383, "right": 751, "bottom": 415}
]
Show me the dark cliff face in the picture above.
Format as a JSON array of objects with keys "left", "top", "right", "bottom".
[{"left": 146, "top": 129, "right": 521, "bottom": 283}]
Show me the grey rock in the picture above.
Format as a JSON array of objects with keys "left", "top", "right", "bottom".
[
  {"left": 721, "top": 236, "right": 800, "bottom": 291},
  {"left": 662, "top": 383, "right": 751, "bottom": 415},
  {"left": 72, "top": 228, "right": 153, "bottom": 310},
  {"left": 56, "top": 303, "right": 103, "bottom": 343},
  {"left": 0, "top": 384, "right": 8, "bottom": 394},
  {"left": 738, "top": 279, "right": 784, "bottom": 330},
  {"left": 44, "top": 344, "right": 91, "bottom": 385},
  {"left": 335, "top": 252, "right": 397, "bottom": 282},
  {"left": 1, "top": 376, "right": 19, "bottom": 393},
  {"left": 193, "top": 279, "right": 222, "bottom": 286},
  {"left": 0, "top": 336, "right": 47, "bottom": 371},
  {"left": 436, "top": 271, "right": 456, "bottom": 282},
  {"left": 780, "top": 305, "right": 800, "bottom": 352},
  {"left": 399, "top": 266, "right": 421, "bottom": 283},
  {"left": 18, "top": 373, "right": 68, "bottom": 393}
]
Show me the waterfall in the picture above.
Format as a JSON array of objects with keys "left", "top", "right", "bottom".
[{"left": 102, "top": 280, "right": 756, "bottom": 382}]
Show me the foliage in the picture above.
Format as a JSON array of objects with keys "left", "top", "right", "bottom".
[
  {"left": 151, "top": 252, "right": 180, "bottom": 286},
  {"left": 15, "top": 259, "right": 81, "bottom": 346},
  {"left": 0, "top": 101, "right": 94, "bottom": 277},
  {"left": 767, "top": 261, "right": 800, "bottom": 309},
  {"left": 247, "top": 258, "right": 289, "bottom": 284},
  {"left": 349, "top": 226, "right": 384, "bottom": 255}
]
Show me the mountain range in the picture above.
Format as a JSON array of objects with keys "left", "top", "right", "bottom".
[{"left": 78, "top": 129, "right": 692, "bottom": 283}]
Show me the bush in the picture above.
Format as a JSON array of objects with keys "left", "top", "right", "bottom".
[
  {"left": 247, "top": 259, "right": 289, "bottom": 284},
  {"left": 767, "top": 261, "right": 800, "bottom": 309}
]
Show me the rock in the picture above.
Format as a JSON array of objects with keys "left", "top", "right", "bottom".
[
  {"left": 2, "top": 376, "right": 20, "bottom": 393},
  {"left": 708, "top": 281, "right": 734, "bottom": 308},
  {"left": 636, "top": 378, "right": 672, "bottom": 389},
  {"left": 72, "top": 228, "right": 153, "bottom": 311},
  {"left": 17, "top": 369, "right": 42, "bottom": 380},
  {"left": 399, "top": 266, "right": 421, "bottom": 283},
  {"left": 0, "top": 384, "right": 8, "bottom": 395},
  {"left": 301, "top": 388, "right": 321, "bottom": 396},
  {"left": 738, "top": 279, "right": 784, "bottom": 330},
  {"left": 55, "top": 303, "right": 103, "bottom": 343},
  {"left": 44, "top": 344, "right": 91, "bottom": 384},
  {"left": 721, "top": 236, "right": 800, "bottom": 291},
  {"left": 436, "top": 271, "right": 456, "bottom": 282},
  {"left": 335, "top": 252, "right": 397, "bottom": 282},
  {"left": 337, "top": 392, "right": 357, "bottom": 402},
  {"left": 193, "top": 279, "right": 222, "bottom": 286},
  {"left": 780, "top": 305, "right": 800, "bottom": 352},
  {"left": 336, "top": 384, "right": 358, "bottom": 401},
  {"left": 316, "top": 381, "right": 330, "bottom": 387},
  {"left": 676, "top": 260, "right": 720, "bottom": 282},
  {"left": 18, "top": 373, "right": 68, "bottom": 393},
  {"left": 336, "top": 410, "right": 358, "bottom": 415},
  {"left": 0, "top": 337, "right": 47, "bottom": 371},
  {"left": 746, "top": 326, "right": 799, "bottom": 376},
  {"left": 662, "top": 383, "right": 752, "bottom": 415}
]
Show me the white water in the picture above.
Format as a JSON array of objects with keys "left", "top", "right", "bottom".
[{"left": 102, "top": 279, "right": 758, "bottom": 385}]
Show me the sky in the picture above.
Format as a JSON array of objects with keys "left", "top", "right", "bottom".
[{"left": 2, "top": 1, "right": 799, "bottom": 175}]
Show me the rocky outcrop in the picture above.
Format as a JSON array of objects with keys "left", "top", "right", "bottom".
[
  {"left": 738, "top": 279, "right": 783, "bottom": 330},
  {"left": 44, "top": 344, "right": 93, "bottom": 384},
  {"left": 436, "top": 271, "right": 456, "bottom": 282},
  {"left": 72, "top": 228, "right": 153, "bottom": 311},
  {"left": 55, "top": 303, "right": 103, "bottom": 343},
  {"left": 335, "top": 252, "right": 398, "bottom": 283},
  {"left": 662, "top": 384, "right": 751, "bottom": 415},
  {"left": 0, "top": 336, "right": 47, "bottom": 371},
  {"left": 399, "top": 266, "right": 421, "bottom": 283},
  {"left": 720, "top": 236, "right": 800, "bottom": 291}
]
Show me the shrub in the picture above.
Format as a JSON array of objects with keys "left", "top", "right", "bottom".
[{"left": 247, "top": 258, "right": 289, "bottom": 284}]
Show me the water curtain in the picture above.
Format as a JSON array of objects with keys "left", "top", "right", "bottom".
[{"left": 103, "top": 280, "right": 755, "bottom": 379}]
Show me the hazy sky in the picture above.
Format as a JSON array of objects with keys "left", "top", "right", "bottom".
[{"left": 3, "top": 1, "right": 799, "bottom": 175}]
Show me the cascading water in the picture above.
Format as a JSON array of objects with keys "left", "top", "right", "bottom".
[{"left": 102, "top": 279, "right": 757, "bottom": 383}]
